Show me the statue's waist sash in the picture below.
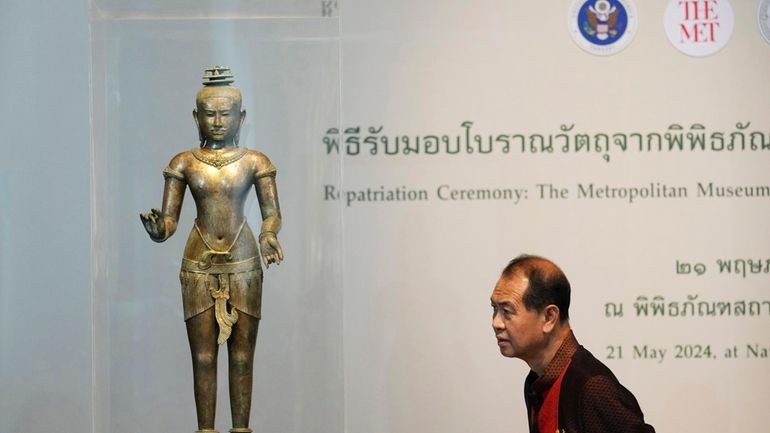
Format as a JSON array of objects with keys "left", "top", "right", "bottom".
[{"left": 182, "top": 256, "right": 260, "bottom": 274}]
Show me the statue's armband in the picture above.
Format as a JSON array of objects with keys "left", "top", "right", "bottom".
[
  {"left": 163, "top": 166, "right": 185, "bottom": 181},
  {"left": 254, "top": 164, "right": 277, "bottom": 182}
]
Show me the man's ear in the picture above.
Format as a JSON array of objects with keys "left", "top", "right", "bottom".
[{"left": 542, "top": 305, "right": 560, "bottom": 333}]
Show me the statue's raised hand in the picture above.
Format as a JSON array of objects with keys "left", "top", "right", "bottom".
[
  {"left": 140, "top": 208, "right": 167, "bottom": 242},
  {"left": 259, "top": 232, "right": 284, "bottom": 268}
]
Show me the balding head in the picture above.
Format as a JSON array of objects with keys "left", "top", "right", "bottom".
[{"left": 501, "top": 255, "right": 571, "bottom": 321}]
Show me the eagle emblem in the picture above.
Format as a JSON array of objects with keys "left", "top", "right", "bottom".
[
  {"left": 583, "top": 0, "right": 619, "bottom": 41},
  {"left": 569, "top": 0, "right": 635, "bottom": 55}
]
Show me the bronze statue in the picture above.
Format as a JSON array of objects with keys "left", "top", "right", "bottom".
[{"left": 141, "top": 66, "right": 283, "bottom": 433}]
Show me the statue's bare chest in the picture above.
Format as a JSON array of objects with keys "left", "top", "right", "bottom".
[{"left": 186, "top": 159, "right": 253, "bottom": 199}]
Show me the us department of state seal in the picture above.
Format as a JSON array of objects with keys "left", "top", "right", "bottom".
[{"left": 568, "top": 0, "right": 638, "bottom": 56}]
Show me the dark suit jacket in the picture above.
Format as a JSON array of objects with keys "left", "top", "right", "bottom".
[{"left": 525, "top": 346, "right": 656, "bottom": 433}]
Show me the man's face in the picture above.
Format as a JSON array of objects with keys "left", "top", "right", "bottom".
[
  {"left": 196, "top": 97, "right": 242, "bottom": 144},
  {"left": 491, "top": 274, "right": 547, "bottom": 362}
]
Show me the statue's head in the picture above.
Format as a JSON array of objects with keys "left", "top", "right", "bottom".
[{"left": 194, "top": 66, "right": 246, "bottom": 148}]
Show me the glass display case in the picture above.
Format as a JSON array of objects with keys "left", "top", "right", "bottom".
[{"left": 90, "top": 2, "right": 343, "bottom": 431}]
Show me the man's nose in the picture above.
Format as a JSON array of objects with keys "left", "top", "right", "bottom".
[
  {"left": 492, "top": 312, "right": 504, "bottom": 330},
  {"left": 214, "top": 113, "right": 223, "bottom": 126}
]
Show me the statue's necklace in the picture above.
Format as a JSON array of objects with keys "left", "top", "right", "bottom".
[{"left": 192, "top": 147, "right": 248, "bottom": 169}]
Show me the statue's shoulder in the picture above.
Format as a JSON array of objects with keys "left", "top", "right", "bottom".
[
  {"left": 245, "top": 149, "right": 273, "bottom": 167},
  {"left": 168, "top": 149, "right": 196, "bottom": 168},
  {"left": 160, "top": 150, "right": 195, "bottom": 182},
  {"left": 246, "top": 149, "right": 277, "bottom": 178}
]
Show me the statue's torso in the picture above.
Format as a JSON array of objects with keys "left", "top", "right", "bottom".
[{"left": 173, "top": 147, "right": 272, "bottom": 262}]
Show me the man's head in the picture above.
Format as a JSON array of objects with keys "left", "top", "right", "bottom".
[
  {"left": 491, "top": 255, "right": 571, "bottom": 369},
  {"left": 193, "top": 67, "right": 246, "bottom": 147}
]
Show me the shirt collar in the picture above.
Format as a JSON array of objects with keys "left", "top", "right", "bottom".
[{"left": 529, "top": 330, "right": 579, "bottom": 396}]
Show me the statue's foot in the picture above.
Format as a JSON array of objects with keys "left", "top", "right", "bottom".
[
  {"left": 196, "top": 430, "right": 218, "bottom": 433},
  {"left": 229, "top": 429, "right": 252, "bottom": 433}
]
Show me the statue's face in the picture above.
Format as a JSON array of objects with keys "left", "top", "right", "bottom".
[{"left": 196, "top": 96, "right": 242, "bottom": 144}]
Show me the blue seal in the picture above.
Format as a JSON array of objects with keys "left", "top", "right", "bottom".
[{"left": 576, "top": 0, "right": 629, "bottom": 46}]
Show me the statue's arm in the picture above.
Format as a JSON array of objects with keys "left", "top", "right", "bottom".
[
  {"left": 140, "top": 154, "right": 187, "bottom": 242},
  {"left": 255, "top": 159, "right": 283, "bottom": 266}
]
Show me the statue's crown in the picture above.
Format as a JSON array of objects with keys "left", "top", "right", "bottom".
[{"left": 202, "top": 66, "right": 235, "bottom": 86}]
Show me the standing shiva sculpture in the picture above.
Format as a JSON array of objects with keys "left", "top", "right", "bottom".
[{"left": 141, "top": 66, "right": 283, "bottom": 433}]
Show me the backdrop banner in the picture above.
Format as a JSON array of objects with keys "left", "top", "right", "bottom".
[{"left": 334, "top": 2, "right": 770, "bottom": 433}]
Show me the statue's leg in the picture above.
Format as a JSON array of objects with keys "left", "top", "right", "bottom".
[
  {"left": 186, "top": 307, "right": 219, "bottom": 430},
  {"left": 227, "top": 311, "right": 259, "bottom": 429}
]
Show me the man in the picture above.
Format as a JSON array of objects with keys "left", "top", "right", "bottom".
[
  {"left": 491, "top": 255, "right": 655, "bottom": 433},
  {"left": 141, "top": 66, "right": 283, "bottom": 433}
]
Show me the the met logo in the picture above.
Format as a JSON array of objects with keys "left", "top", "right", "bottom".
[
  {"left": 665, "top": 0, "right": 734, "bottom": 56},
  {"left": 678, "top": 1, "right": 720, "bottom": 42}
]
